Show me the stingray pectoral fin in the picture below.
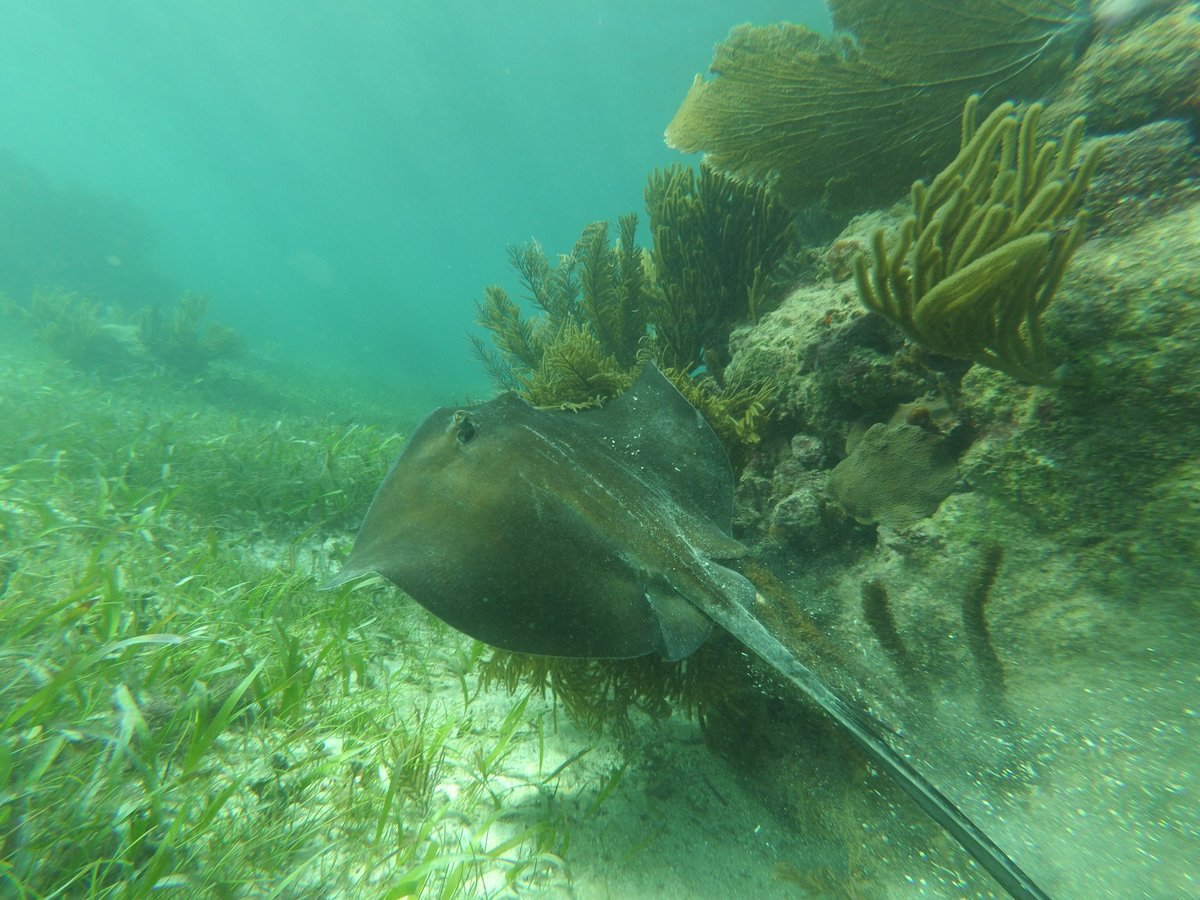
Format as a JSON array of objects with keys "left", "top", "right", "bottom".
[
  {"left": 700, "top": 558, "right": 760, "bottom": 610},
  {"left": 645, "top": 586, "right": 714, "bottom": 661},
  {"left": 681, "top": 516, "right": 750, "bottom": 561},
  {"left": 318, "top": 564, "right": 377, "bottom": 592},
  {"left": 647, "top": 558, "right": 758, "bottom": 660}
]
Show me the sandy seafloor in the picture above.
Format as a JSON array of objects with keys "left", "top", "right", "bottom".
[
  {"left": 1, "top": 317, "right": 1196, "bottom": 898},
  {"left": 372, "top": 589, "right": 1199, "bottom": 899}
]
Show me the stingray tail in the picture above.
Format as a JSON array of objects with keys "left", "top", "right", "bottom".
[
  {"left": 802, "top": 668, "right": 1049, "bottom": 900},
  {"left": 702, "top": 566, "right": 1050, "bottom": 900}
]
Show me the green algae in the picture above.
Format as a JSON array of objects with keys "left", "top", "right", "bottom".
[{"left": 3, "top": 288, "right": 246, "bottom": 377}]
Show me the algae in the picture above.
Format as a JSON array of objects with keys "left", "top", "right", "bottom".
[
  {"left": 472, "top": 169, "right": 791, "bottom": 464},
  {"left": 0, "top": 343, "right": 584, "bottom": 897},
  {"left": 10, "top": 287, "right": 140, "bottom": 372},
  {"left": 477, "top": 633, "right": 752, "bottom": 738},
  {"left": 4, "top": 287, "right": 246, "bottom": 378},
  {"left": 474, "top": 165, "right": 796, "bottom": 405},
  {"left": 139, "top": 292, "right": 247, "bottom": 376},
  {"left": 471, "top": 216, "right": 645, "bottom": 408}
]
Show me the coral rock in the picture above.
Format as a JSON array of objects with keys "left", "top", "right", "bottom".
[{"left": 827, "top": 422, "right": 964, "bottom": 530}]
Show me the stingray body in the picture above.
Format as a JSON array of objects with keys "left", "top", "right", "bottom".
[{"left": 327, "top": 365, "right": 1046, "bottom": 900}]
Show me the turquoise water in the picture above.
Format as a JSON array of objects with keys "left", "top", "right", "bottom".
[
  {"left": 2, "top": 2, "right": 1198, "bottom": 898},
  {"left": 0, "top": 0, "right": 826, "bottom": 399}
]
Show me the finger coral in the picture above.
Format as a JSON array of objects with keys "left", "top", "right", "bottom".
[{"left": 853, "top": 96, "right": 1102, "bottom": 383}]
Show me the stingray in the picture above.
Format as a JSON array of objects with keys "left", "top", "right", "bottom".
[{"left": 326, "top": 364, "right": 1047, "bottom": 900}]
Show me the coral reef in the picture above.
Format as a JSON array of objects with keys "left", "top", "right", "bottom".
[
  {"left": 732, "top": 142, "right": 1196, "bottom": 556},
  {"left": 1082, "top": 119, "right": 1200, "bottom": 236},
  {"left": 1045, "top": 2, "right": 1200, "bottom": 134},
  {"left": 708, "top": 7, "right": 1200, "bottom": 651},
  {"left": 732, "top": 429, "right": 857, "bottom": 555},
  {"left": 492, "top": 6, "right": 1200, "bottom": 894},
  {"left": 853, "top": 96, "right": 1102, "bottom": 384},
  {"left": 9, "top": 1, "right": 1196, "bottom": 893},
  {"left": 959, "top": 199, "right": 1200, "bottom": 544},
  {"left": 460, "top": 7, "right": 1200, "bottom": 892},
  {"left": 725, "top": 277, "right": 932, "bottom": 442},
  {"left": 664, "top": 1, "right": 1090, "bottom": 214}
]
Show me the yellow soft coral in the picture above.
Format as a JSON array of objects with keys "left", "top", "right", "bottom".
[{"left": 854, "top": 96, "right": 1102, "bottom": 383}]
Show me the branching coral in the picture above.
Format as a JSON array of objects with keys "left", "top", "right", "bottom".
[
  {"left": 473, "top": 165, "right": 794, "bottom": 414},
  {"left": 471, "top": 216, "right": 646, "bottom": 407},
  {"left": 664, "top": 1, "right": 1090, "bottom": 213},
  {"left": 853, "top": 96, "right": 1102, "bottom": 383},
  {"left": 6, "top": 287, "right": 145, "bottom": 372},
  {"left": 646, "top": 164, "right": 798, "bottom": 373}
]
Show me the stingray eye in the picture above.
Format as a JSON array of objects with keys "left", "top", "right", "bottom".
[{"left": 451, "top": 410, "right": 476, "bottom": 445}]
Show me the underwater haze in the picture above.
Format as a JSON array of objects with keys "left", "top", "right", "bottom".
[
  {"left": 0, "top": 0, "right": 827, "bottom": 399},
  {"left": 3, "top": 1, "right": 1199, "bottom": 897}
]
